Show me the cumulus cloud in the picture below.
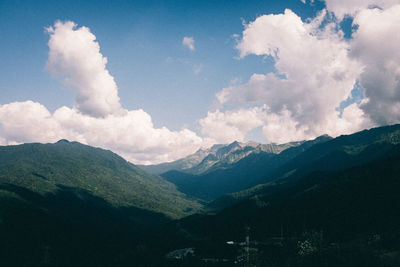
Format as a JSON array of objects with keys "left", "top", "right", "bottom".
[
  {"left": 47, "top": 21, "right": 124, "bottom": 118},
  {"left": 199, "top": 108, "right": 264, "bottom": 144},
  {"left": 0, "top": 21, "right": 205, "bottom": 164},
  {"left": 351, "top": 4, "right": 400, "bottom": 125},
  {"left": 324, "top": 0, "right": 399, "bottom": 21},
  {"left": 182, "top": 36, "right": 195, "bottom": 51},
  {"left": 0, "top": 101, "right": 203, "bottom": 164},
  {"left": 203, "top": 2, "right": 400, "bottom": 144},
  {"left": 0, "top": 101, "right": 67, "bottom": 144},
  {"left": 3, "top": 3, "right": 400, "bottom": 164},
  {"left": 206, "top": 9, "right": 371, "bottom": 143}
]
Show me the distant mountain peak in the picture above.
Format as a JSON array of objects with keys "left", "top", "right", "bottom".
[
  {"left": 56, "top": 139, "right": 70, "bottom": 144},
  {"left": 316, "top": 134, "right": 332, "bottom": 140},
  {"left": 140, "top": 139, "right": 306, "bottom": 175},
  {"left": 242, "top": 140, "right": 259, "bottom": 147},
  {"left": 209, "top": 144, "right": 224, "bottom": 151}
]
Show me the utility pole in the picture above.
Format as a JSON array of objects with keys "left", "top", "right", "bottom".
[
  {"left": 245, "top": 226, "right": 250, "bottom": 267},
  {"left": 226, "top": 226, "right": 259, "bottom": 267}
]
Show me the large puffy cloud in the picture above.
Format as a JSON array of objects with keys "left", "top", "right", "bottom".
[
  {"left": 0, "top": 21, "right": 204, "bottom": 164},
  {"left": 205, "top": 2, "right": 400, "bottom": 144},
  {"left": 200, "top": 103, "right": 370, "bottom": 144},
  {"left": 0, "top": 101, "right": 67, "bottom": 145},
  {"left": 199, "top": 108, "right": 264, "bottom": 144},
  {"left": 46, "top": 21, "right": 124, "bottom": 118},
  {"left": 0, "top": 101, "right": 203, "bottom": 164},
  {"left": 324, "top": 0, "right": 399, "bottom": 20},
  {"left": 351, "top": 4, "right": 400, "bottom": 125},
  {"left": 207, "top": 9, "right": 371, "bottom": 143}
]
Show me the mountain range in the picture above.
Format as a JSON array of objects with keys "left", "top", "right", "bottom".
[
  {"left": 140, "top": 140, "right": 302, "bottom": 175},
  {"left": 153, "top": 136, "right": 331, "bottom": 201},
  {"left": 1, "top": 124, "right": 400, "bottom": 266},
  {"left": 166, "top": 124, "right": 400, "bottom": 266}
]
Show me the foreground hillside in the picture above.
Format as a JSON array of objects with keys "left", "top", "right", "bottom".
[
  {"left": 0, "top": 140, "right": 201, "bottom": 266},
  {"left": 170, "top": 146, "right": 400, "bottom": 266}
]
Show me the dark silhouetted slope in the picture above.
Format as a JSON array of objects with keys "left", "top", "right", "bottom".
[{"left": 167, "top": 126, "right": 400, "bottom": 266}]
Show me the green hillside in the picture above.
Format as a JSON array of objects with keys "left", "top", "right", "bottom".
[
  {"left": 0, "top": 140, "right": 202, "bottom": 266},
  {"left": 0, "top": 139, "right": 201, "bottom": 218}
]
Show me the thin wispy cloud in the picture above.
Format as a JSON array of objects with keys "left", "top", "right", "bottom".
[{"left": 192, "top": 64, "right": 203, "bottom": 75}]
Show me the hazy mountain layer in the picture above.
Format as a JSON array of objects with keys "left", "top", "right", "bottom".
[
  {"left": 139, "top": 141, "right": 302, "bottom": 175},
  {"left": 138, "top": 144, "right": 223, "bottom": 174},
  {"left": 161, "top": 136, "right": 331, "bottom": 201}
]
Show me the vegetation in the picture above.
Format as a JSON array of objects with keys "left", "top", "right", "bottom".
[
  {"left": 0, "top": 140, "right": 201, "bottom": 218},
  {"left": 0, "top": 140, "right": 201, "bottom": 266},
  {"left": 2, "top": 124, "right": 400, "bottom": 266},
  {"left": 164, "top": 125, "right": 400, "bottom": 266}
]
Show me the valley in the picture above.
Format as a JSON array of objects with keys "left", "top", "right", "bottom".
[{"left": 1, "top": 124, "right": 400, "bottom": 266}]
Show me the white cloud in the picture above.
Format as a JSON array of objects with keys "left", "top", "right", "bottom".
[
  {"left": 0, "top": 101, "right": 203, "bottom": 164},
  {"left": 199, "top": 104, "right": 371, "bottom": 145},
  {"left": 0, "top": 101, "right": 67, "bottom": 144},
  {"left": 205, "top": 3, "right": 400, "bottom": 145},
  {"left": 3, "top": 3, "right": 400, "bottom": 165},
  {"left": 0, "top": 21, "right": 205, "bottom": 164},
  {"left": 324, "top": 0, "right": 399, "bottom": 21},
  {"left": 350, "top": 4, "right": 400, "bottom": 125},
  {"left": 300, "top": 0, "right": 315, "bottom": 4},
  {"left": 199, "top": 108, "right": 264, "bottom": 144},
  {"left": 182, "top": 36, "right": 195, "bottom": 51},
  {"left": 46, "top": 21, "right": 124, "bottom": 118},
  {"left": 208, "top": 9, "right": 371, "bottom": 143}
]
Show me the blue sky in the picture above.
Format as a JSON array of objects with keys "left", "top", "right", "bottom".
[
  {"left": 0, "top": 0, "right": 324, "bottom": 130},
  {"left": 0, "top": 0, "right": 399, "bottom": 163}
]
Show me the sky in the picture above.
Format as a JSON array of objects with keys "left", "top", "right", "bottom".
[{"left": 0, "top": 0, "right": 399, "bottom": 164}]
